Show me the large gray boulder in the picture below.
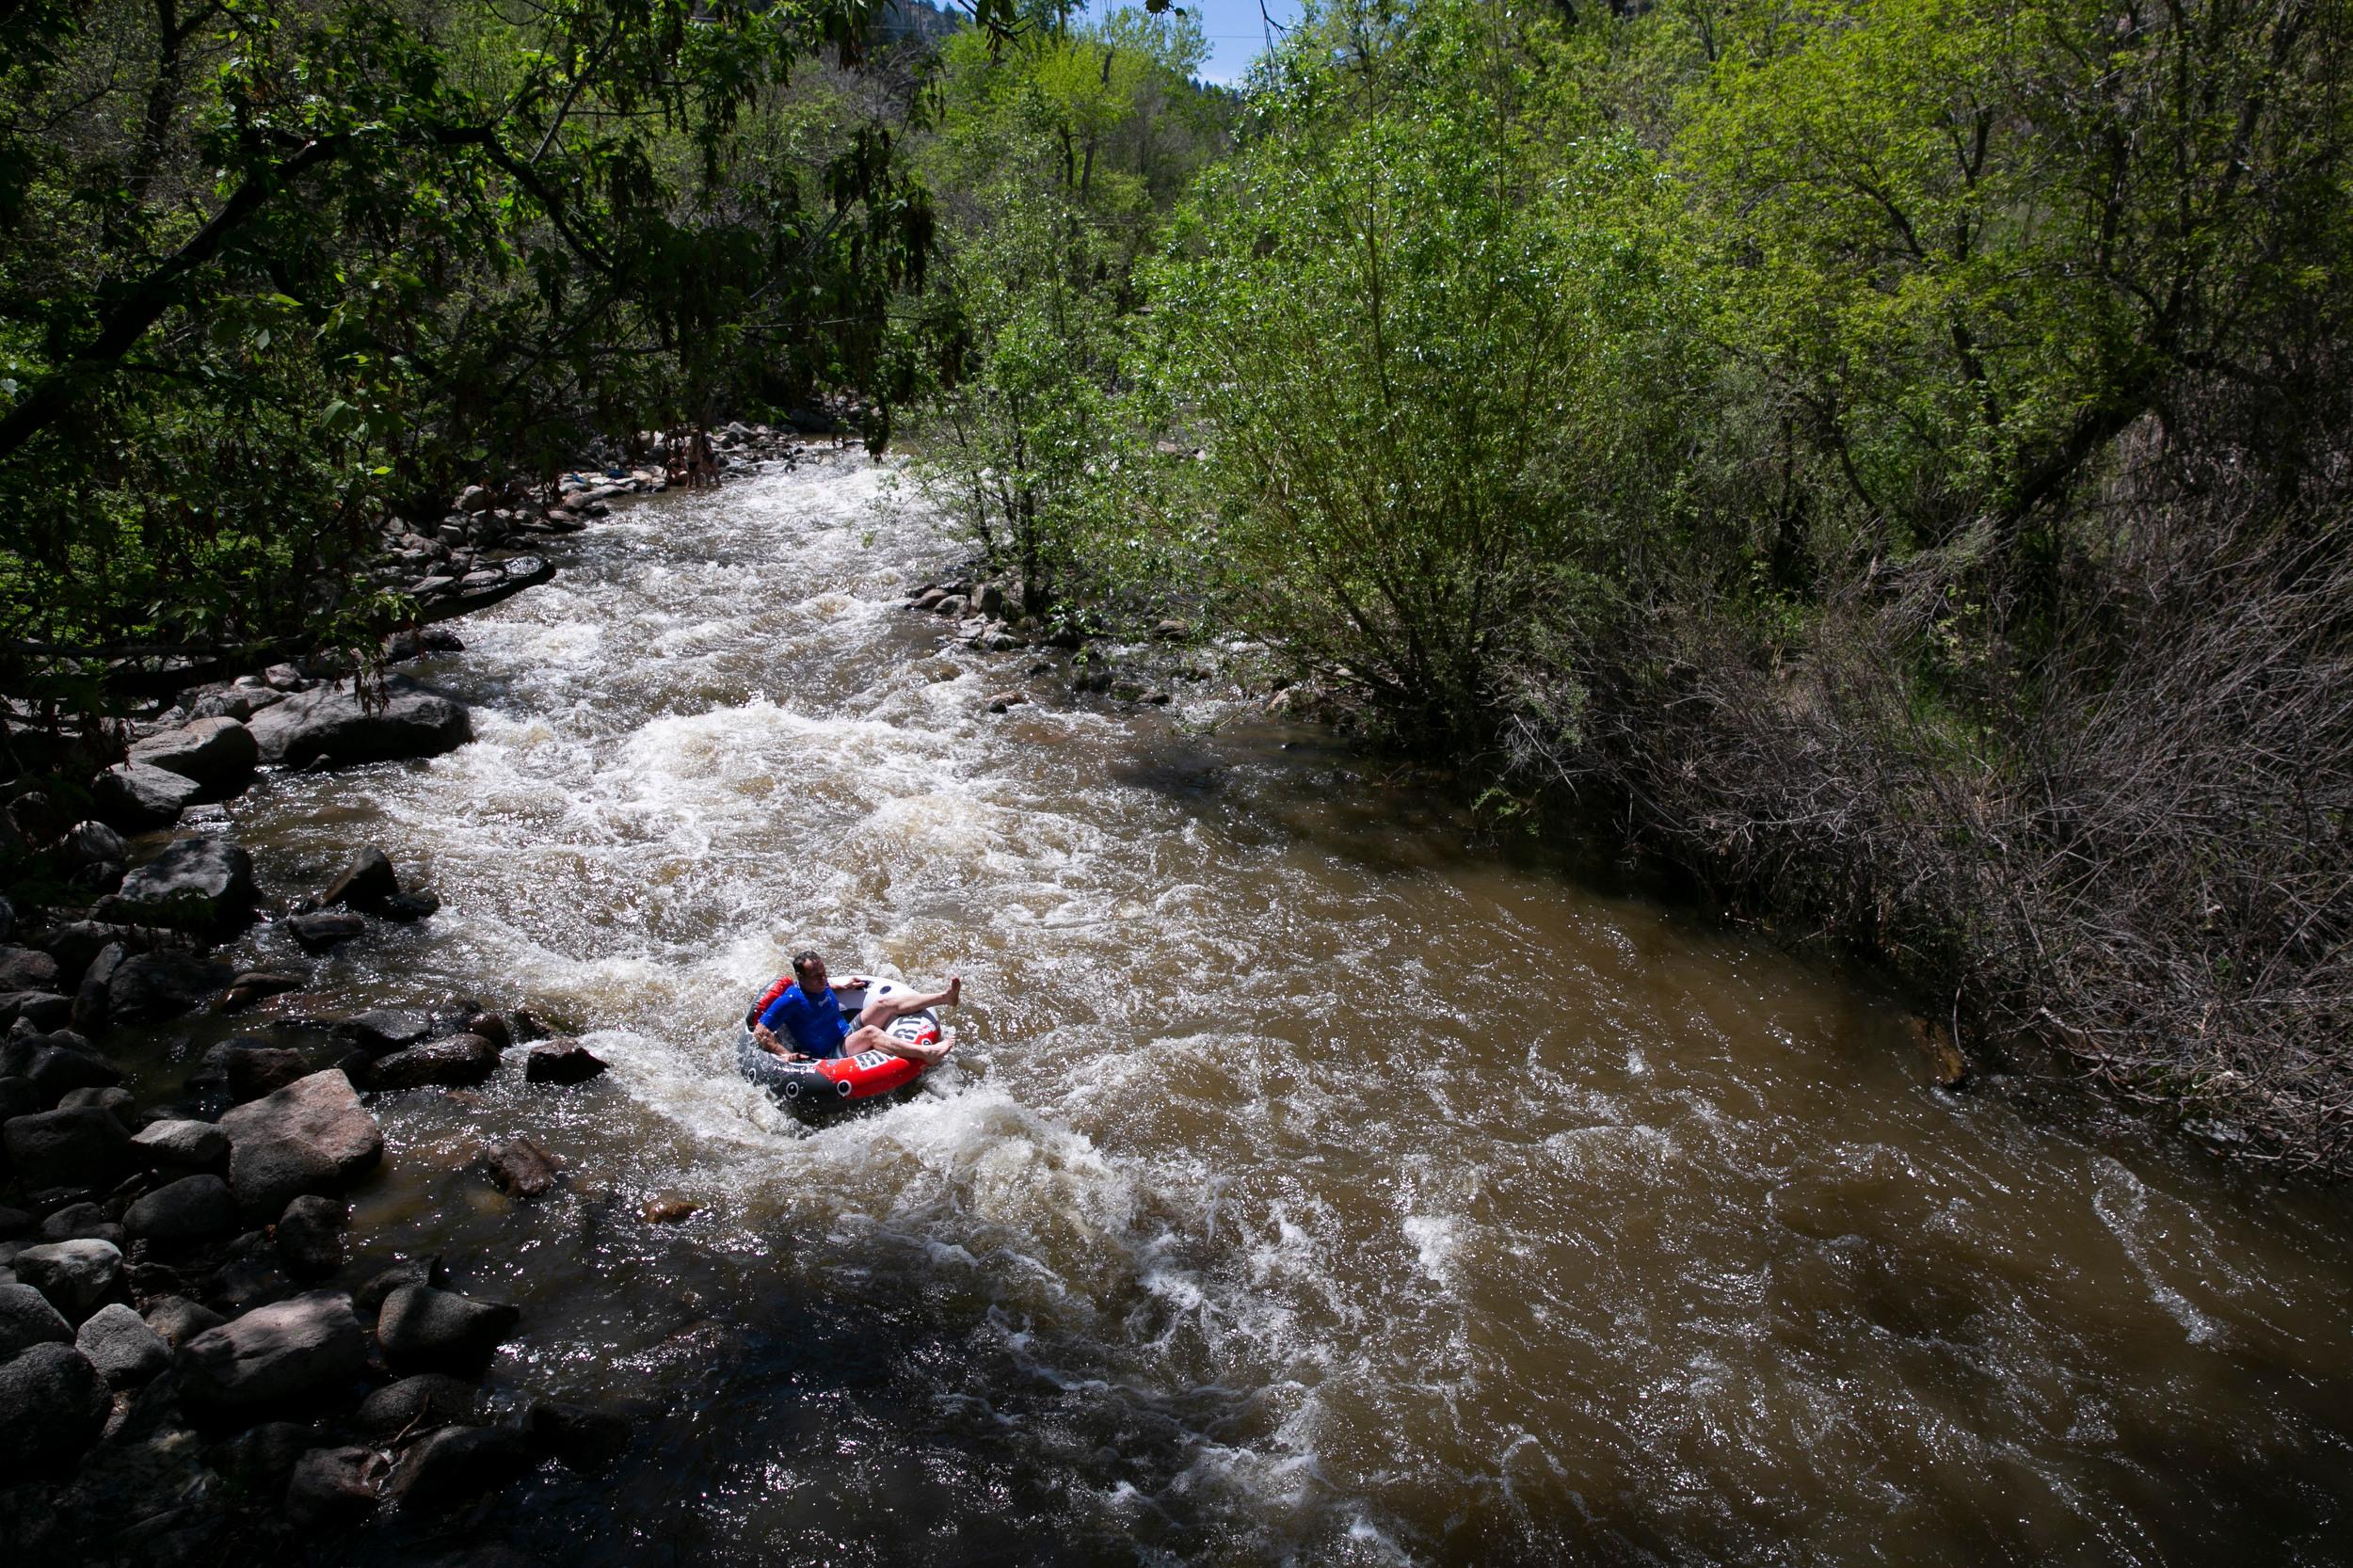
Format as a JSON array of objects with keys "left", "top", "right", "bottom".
[
  {"left": 11, "top": 1238, "right": 125, "bottom": 1321},
  {"left": 123, "top": 1174, "right": 240, "bottom": 1247},
  {"left": 0, "top": 1342, "right": 110, "bottom": 1471},
  {"left": 176, "top": 1289, "right": 366, "bottom": 1411},
  {"left": 126, "top": 716, "right": 260, "bottom": 799},
  {"left": 94, "top": 835, "right": 258, "bottom": 936},
  {"left": 216, "top": 1069, "right": 382, "bottom": 1219},
  {"left": 0, "top": 1280, "right": 73, "bottom": 1357},
  {"left": 4, "top": 1104, "right": 134, "bottom": 1191},
  {"left": 245, "top": 674, "right": 472, "bottom": 770},
  {"left": 375, "top": 1283, "right": 518, "bottom": 1372},
  {"left": 75, "top": 1301, "right": 172, "bottom": 1386},
  {"left": 90, "top": 760, "right": 200, "bottom": 830}
]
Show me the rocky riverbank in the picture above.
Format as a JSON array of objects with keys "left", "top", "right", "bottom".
[
  {"left": 0, "top": 835, "right": 624, "bottom": 1564},
  {"left": 0, "top": 427, "right": 821, "bottom": 1566}
]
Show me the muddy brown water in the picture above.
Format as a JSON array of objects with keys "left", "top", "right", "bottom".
[{"left": 121, "top": 453, "right": 2353, "bottom": 1564}]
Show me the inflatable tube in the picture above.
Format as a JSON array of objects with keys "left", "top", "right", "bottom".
[{"left": 735, "top": 981, "right": 939, "bottom": 1111}]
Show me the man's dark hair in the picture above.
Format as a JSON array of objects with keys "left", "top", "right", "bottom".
[{"left": 792, "top": 950, "right": 824, "bottom": 980}]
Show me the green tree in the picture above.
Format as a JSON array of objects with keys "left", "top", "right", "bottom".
[
  {"left": 1140, "top": 0, "right": 1689, "bottom": 750},
  {"left": 0, "top": 0, "right": 934, "bottom": 727},
  {"left": 909, "top": 4, "right": 1225, "bottom": 614}
]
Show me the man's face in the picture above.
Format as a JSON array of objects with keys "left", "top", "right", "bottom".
[{"left": 798, "top": 958, "right": 828, "bottom": 990}]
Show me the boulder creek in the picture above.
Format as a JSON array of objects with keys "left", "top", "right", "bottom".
[{"left": 114, "top": 449, "right": 2353, "bottom": 1566}]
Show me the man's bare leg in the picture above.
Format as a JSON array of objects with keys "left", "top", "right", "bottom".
[
  {"left": 856, "top": 974, "right": 960, "bottom": 1030},
  {"left": 844, "top": 1022, "right": 954, "bottom": 1067}
]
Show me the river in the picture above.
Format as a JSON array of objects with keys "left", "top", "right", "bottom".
[{"left": 184, "top": 452, "right": 2353, "bottom": 1565}]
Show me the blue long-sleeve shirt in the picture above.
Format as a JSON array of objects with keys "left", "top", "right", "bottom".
[{"left": 757, "top": 982, "right": 853, "bottom": 1059}]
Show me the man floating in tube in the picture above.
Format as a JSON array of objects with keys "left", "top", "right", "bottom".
[{"left": 750, "top": 951, "right": 958, "bottom": 1066}]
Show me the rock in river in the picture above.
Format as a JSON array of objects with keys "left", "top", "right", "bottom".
[
  {"left": 126, "top": 716, "right": 260, "bottom": 800},
  {"left": 362, "top": 1032, "right": 501, "bottom": 1091},
  {"left": 284, "top": 910, "right": 368, "bottom": 952},
  {"left": 273, "top": 1194, "right": 347, "bottom": 1278},
  {"left": 0, "top": 945, "right": 59, "bottom": 993},
  {"left": 89, "top": 760, "right": 200, "bottom": 830},
  {"left": 176, "top": 1289, "right": 367, "bottom": 1412},
  {"left": 384, "top": 1424, "right": 536, "bottom": 1512},
  {"left": 524, "top": 1039, "right": 607, "bottom": 1085},
  {"left": 319, "top": 847, "right": 401, "bottom": 912},
  {"left": 216, "top": 1069, "right": 383, "bottom": 1220},
  {"left": 285, "top": 1444, "right": 387, "bottom": 1529},
  {"left": 94, "top": 835, "right": 258, "bottom": 936},
  {"left": 482, "top": 1135, "right": 559, "bottom": 1199},
  {"left": 102, "top": 949, "right": 237, "bottom": 1026},
  {"left": 355, "top": 1372, "right": 478, "bottom": 1440},
  {"left": 245, "top": 673, "right": 472, "bottom": 770},
  {"left": 376, "top": 1283, "right": 519, "bottom": 1373}
]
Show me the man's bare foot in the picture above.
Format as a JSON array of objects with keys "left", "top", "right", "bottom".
[
  {"left": 929, "top": 1027, "right": 957, "bottom": 1064},
  {"left": 944, "top": 975, "right": 962, "bottom": 1008}
]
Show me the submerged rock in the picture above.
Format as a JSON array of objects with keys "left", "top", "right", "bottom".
[
  {"left": 524, "top": 1399, "right": 633, "bottom": 1473},
  {"left": 218, "top": 970, "right": 305, "bottom": 1011},
  {"left": 482, "top": 1135, "right": 560, "bottom": 1199},
  {"left": 223, "top": 1043, "right": 314, "bottom": 1102},
  {"left": 285, "top": 910, "right": 368, "bottom": 952}
]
